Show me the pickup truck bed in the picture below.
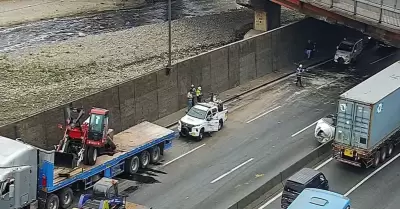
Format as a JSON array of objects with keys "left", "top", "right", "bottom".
[{"left": 48, "top": 121, "right": 175, "bottom": 191}]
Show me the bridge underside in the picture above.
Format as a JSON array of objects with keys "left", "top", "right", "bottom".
[{"left": 239, "top": 0, "right": 400, "bottom": 47}]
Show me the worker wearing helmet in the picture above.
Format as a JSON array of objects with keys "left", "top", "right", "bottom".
[
  {"left": 296, "top": 64, "right": 305, "bottom": 87},
  {"left": 196, "top": 86, "right": 203, "bottom": 103},
  {"left": 190, "top": 84, "right": 196, "bottom": 105}
]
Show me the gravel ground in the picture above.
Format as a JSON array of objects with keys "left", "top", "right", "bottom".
[{"left": 0, "top": 8, "right": 304, "bottom": 125}]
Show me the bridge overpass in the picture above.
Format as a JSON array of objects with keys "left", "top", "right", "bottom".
[{"left": 238, "top": 0, "right": 400, "bottom": 47}]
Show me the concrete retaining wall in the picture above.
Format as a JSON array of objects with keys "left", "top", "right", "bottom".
[
  {"left": 0, "top": 18, "right": 347, "bottom": 149},
  {"left": 228, "top": 141, "right": 333, "bottom": 209}
]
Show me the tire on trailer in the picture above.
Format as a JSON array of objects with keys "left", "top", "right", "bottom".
[
  {"left": 372, "top": 150, "right": 381, "bottom": 168},
  {"left": 124, "top": 155, "right": 140, "bottom": 174},
  {"left": 45, "top": 193, "right": 60, "bottom": 209},
  {"left": 150, "top": 146, "right": 161, "bottom": 164},
  {"left": 58, "top": 187, "right": 73, "bottom": 209},
  {"left": 387, "top": 142, "right": 394, "bottom": 157},
  {"left": 139, "top": 150, "right": 150, "bottom": 169},
  {"left": 380, "top": 146, "right": 387, "bottom": 163},
  {"left": 86, "top": 146, "right": 98, "bottom": 166}
]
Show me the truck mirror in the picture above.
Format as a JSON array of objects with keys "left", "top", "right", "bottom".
[{"left": 9, "top": 184, "right": 14, "bottom": 198}]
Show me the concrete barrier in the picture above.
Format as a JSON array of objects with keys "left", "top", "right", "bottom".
[
  {"left": 0, "top": 18, "right": 352, "bottom": 149},
  {"left": 228, "top": 141, "right": 333, "bottom": 209}
]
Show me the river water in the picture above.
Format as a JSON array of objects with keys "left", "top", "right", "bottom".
[{"left": 0, "top": 0, "right": 241, "bottom": 53}]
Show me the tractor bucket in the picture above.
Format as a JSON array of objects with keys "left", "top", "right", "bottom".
[{"left": 54, "top": 152, "right": 78, "bottom": 168}]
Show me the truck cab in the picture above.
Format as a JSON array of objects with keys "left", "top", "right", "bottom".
[
  {"left": 178, "top": 101, "right": 228, "bottom": 141},
  {"left": 0, "top": 137, "right": 39, "bottom": 209}
]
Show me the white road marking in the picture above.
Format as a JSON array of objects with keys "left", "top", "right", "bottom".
[
  {"left": 316, "top": 78, "right": 341, "bottom": 90},
  {"left": 210, "top": 158, "right": 254, "bottom": 184},
  {"left": 344, "top": 152, "right": 400, "bottom": 196},
  {"left": 306, "top": 59, "right": 334, "bottom": 70},
  {"left": 291, "top": 121, "right": 318, "bottom": 137},
  {"left": 369, "top": 53, "right": 395, "bottom": 65},
  {"left": 162, "top": 143, "right": 206, "bottom": 167},
  {"left": 257, "top": 156, "right": 333, "bottom": 209},
  {"left": 314, "top": 157, "right": 333, "bottom": 170},
  {"left": 246, "top": 106, "right": 282, "bottom": 124}
]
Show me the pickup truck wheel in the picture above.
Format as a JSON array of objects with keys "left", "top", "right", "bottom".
[
  {"left": 218, "top": 120, "right": 223, "bottom": 131},
  {"left": 140, "top": 150, "right": 150, "bottom": 169},
  {"left": 46, "top": 194, "right": 60, "bottom": 209},
  {"left": 125, "top": 156, "right": 139, "bottom": 174},
  {"left": 380, "top": 147, "right": 387, "bottom": 163},
  {"left": 388, "top": 143, "right": 394, "bottom": 157},
  {"left": 373, "top": 150, "right": 381, "bottom": 168},
  {"left": 179, "top": 127, "right": 189, "bottom": 137},
  {"left": 86, "top": 146, "right": 97, "bottom": 166},
  {"left": 58, "top": 187, "right": 73, "bottom": 209},
  {"left": 150, "top": 146, "right": 161, "bottom": 164},
  {"left": 195, "top": 129, "right": 204, "bottom": 141}
]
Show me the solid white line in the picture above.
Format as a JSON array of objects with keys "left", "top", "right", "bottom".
[
  {"left": 291, "top": 121, "right": 318, "bottom": 137},
  {"left": 258, "top": 191, "right": 282, "bottom": 209},
  {"left": 307, "top": 59, "right": 334, "bottom": 70},
  {"left": 246, "top": 106, "right": 282, "bottom": 124},
  {"left": 258, "top": 156, "right": 333, "bottom": 209},
  {"left": 210, "top": 158, "right": 254, "bottom": 184},
  {"left": 369, "top": 53, "right": 394, "bottom": 65},
  {"left": 344, "top": 152, "right": 400, "bottom": 196},
  {"left": 162, "top": 143, "right": 206, "bottom": 167},
  {"left": 314, "top": 157, "right": 333, "bottom": 170},
  {"left": 316, "top": 78, "right": 341, "bottom": 90}
]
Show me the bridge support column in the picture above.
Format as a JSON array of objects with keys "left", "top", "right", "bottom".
[{"left": 242, "top": 0, "right": 281, "bottom": 38}]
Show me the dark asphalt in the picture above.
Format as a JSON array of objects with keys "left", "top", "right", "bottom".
[
  {"left": 119, "top": 45, "right": 399, "bottom": 209},
  {"left": 252, "top": 47, "right": 400, "bottom": 209}
]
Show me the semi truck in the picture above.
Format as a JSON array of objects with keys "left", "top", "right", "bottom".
[
  {"left": 332, "top": 61, "right": 400, "bottom": 168},
  {"left": 0, "top": 121, "right": 176, "bottom": 209}
]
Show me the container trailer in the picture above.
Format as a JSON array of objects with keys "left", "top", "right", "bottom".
[
  {"left": 0, "top": 121, "right": 176, "bottom": 209},
  {"left": 332, "top": 61, "right": 400, "bottom": 168}
]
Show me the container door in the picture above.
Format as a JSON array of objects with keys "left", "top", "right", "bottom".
[
  {"left": 335, "top": 100, "right": 354, "bottom": 146},
  {"left": 352, "top": 104, "right": 371, "bottom": 149}
]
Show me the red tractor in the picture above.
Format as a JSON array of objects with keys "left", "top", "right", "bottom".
[{"left": 56, "top": 107, "right": 116, "bottom": 166}]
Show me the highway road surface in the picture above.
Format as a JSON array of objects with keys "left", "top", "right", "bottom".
[
  {"left": 124, "top": 46, "right": 399, "bottom": 209},
  {"left": 248, "top": 48, "right": 400, "bottom": 209}
]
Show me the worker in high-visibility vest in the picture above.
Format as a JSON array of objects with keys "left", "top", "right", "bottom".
[{"left": 196, "top": 86, "right": 202, "bottom": 103}]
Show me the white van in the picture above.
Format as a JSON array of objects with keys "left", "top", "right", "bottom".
[{"left": 334, "top": 38, "right": 364, "bottom": 65}]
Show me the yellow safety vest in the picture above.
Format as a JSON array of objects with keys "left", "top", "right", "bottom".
[{"left": 196, "top": 89, "right": 202, "bottom": 97}]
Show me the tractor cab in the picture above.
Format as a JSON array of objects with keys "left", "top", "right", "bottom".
[{"left": 87, "top": 108, "right": 110, "bottom": 142}]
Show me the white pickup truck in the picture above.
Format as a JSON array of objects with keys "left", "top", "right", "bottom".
[
  {"left": 314, "top": 114, "right": 336, "bottom": 143},
  {"left": 178, "top": 101, "right": 228, "bottom": 141}
]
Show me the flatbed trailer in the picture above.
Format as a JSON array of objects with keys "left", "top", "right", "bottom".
[{"left": 37, "top": 121, "right": 176, "bottom": 209}]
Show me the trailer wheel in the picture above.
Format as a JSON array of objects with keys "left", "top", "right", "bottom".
[
  {"left": 125, "top": 156, "right": 140, "bottom": 174},
  {"left": 46, "top": 194, "right": 60, "bottom": 209},
  {"left": 140, "top": 150, "right": 150, "bottom": 169},
  {"left": 58, "top": 187, "right": 73, "bottom": 209},
  {"left": 373, "top": 150, "right": 381, "bottom": 168},
  {"left": 86, "top": 146, "right": 97, "bottom": 166},
  {"left": 380, "top": 147, "right": 387, "bottom": 163},
  {"left": 388, "top": 143, "right": 394, "bottom": 157},
  {"left": 150, "top": 146, "right": 161, "bottom": 164}
]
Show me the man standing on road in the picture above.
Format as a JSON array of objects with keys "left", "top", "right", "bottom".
[
  {"left": 187, "top": 90, "right": 193, "bottom": 112},
  {"left": 305, "top": 40, "right": 313, "bottom": 59},
  {"left": 196, "top": 86, "right": 203, "bottom": 103},
  {"left": 190, "top": 84, "right": 196, "bottom": 105},
  {"left": 296, "top": 64, "right": 305, "bottom": 87}
]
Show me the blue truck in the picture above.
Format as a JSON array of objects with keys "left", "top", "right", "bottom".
[
  {"left": 332, "top": 61, "right": 400, "bottom": 168},
  {"left": 0, "top": 121, "right": 176, "bottom": 209}
]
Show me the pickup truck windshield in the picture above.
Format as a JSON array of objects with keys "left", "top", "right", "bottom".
[
  {"left": 338, "top": 42, "right": 353, "bottom": 52},
  {"left": 187, "top": 107, "right": 207, "bottom": 119}
]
